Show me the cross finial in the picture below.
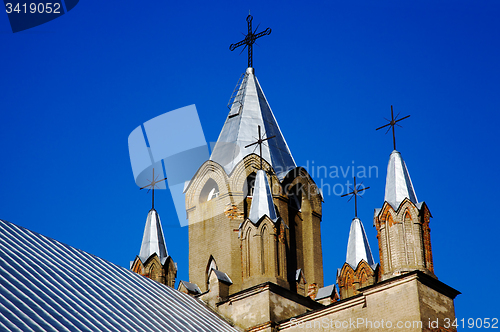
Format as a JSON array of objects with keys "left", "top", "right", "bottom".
[
  {"left": 244, "top": 125, "right": 276, "bottom": 170},
  {"left": 229, "top": 14, "right": 271, "bottom": 68},
  {"left": 376, "top": 105, "right": 411, "bottom": 151},
  {"left": 139, "top": 169, "right": 167, "bottom": 210},
  {"left": 341, "top": 177, "right": 370, "bottom": 218}
]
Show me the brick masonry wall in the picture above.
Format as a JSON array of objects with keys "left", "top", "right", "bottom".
[{"left": 280, "top": 274, "right": 457, "bottom": 332}]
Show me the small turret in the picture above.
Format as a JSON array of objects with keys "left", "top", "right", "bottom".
[
  {"left": 131, "top": 209, "right": 177, "bottom": 287},
  {"left": 337, "top": 217, "right": 378, "bottom": 299},
  {"left": 374, "top": 150, "right": 434, "bottom": 281}
]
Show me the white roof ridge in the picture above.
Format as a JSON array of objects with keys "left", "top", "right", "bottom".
[
  {"left": 249, "top": 170, "right": 278, "bottom": 223},
  {"left": 346, "top": 217, "right": 375, "bottom": 268},
  {"left": 209, "top": 68, "right": 296, "bottom": 180},
  {"left": 384, "top": 150, "right": 418, "bottom": 209},
  {"left": 138, "top": 208, "right": 169, "bottom": 264}
]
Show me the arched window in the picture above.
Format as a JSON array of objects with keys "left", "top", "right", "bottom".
[
  {"left": 359, "top": 268, "right": 368, "bottom": 288},
  {"left": 244, "top": 229, "right": 252, "bottom": 277},
  {"left": 404, "top": 209, "right": 415, "bottom": 265},
  {"left": 199, "top": 178, "right": 219, "bottom": 203},
  {"left": 205, "top": 256, "right": 218, "bottom": 288},
  {"left": 149, "top": 263, "right": 158, "bottom": 281},
  {"left": 243, "top": 173, "right": 257, "bottom": 219},
  {"left": 288, "top": 184, "right": 303, "bottom": 211},
  {"left": 243, "top": 173, "right": 256, "bottom": 197},
  {"left": 261, "top": 225, "right": 269, "bottom": 274}
]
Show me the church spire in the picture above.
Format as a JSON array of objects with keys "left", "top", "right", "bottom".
[
  {"left": 138, "top": 208, "right": 169, "bottom": 264},
  {"left": 345, "top": 217, "right": 375, "bottom": 269},
  {"left": 210, "top": 68, "right": 296, "bottom": 179},
  {"left": 384, "top": 150, "right": 418, "bottom": 209},
  {"left": 248, "top": 170, "right": 277, "bottom": 223},
  {"left": 131, "top": 208, "right": 177, "bottom": 287},
  {"left": 374, "top": 118, "right": 435, "bottom": 281},
  {"left": 337, "top": 216, "right": 378, "bottom": 299},
  {"left": 376, "top": 105, "right": 417, "bottom": 209}
]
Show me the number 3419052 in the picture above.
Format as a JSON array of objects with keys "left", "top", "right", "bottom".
[{"left": 5, "top": 3, "right": 61, "bottom": 14}]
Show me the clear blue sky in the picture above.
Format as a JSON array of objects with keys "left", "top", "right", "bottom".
[{"left": 1, "top": 1, "right": 499, "bottom": 327}]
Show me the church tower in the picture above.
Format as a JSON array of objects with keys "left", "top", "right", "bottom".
[
  {"left": 374, "top": 150, "right": 434, "bottom": 281},
  {"left": 171, "top": 13, "right": 461, "bottom": 329},
  {"left": 184, "top": 66, "right": 324, "bottom": 296},
  {"left": 131, "top": 208, "right": 177, "bottom": 287}
]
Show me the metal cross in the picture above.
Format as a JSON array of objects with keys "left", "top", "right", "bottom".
[
  {"left": 139, "top": 168, "right": 167, "bottom": 210},
  {"left": 341, "top": 177, "right": 370, "bottom": 218},
  {"left": 229, "top": 14, "right": 271, "bottom": 68},
  {"left": 376, "top": 105, "right": 411, "bottom": 151},
  {"left": 244, "top": 125, "right": 275, "bottom": 170}
]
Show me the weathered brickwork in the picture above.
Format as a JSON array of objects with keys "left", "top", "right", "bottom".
[
  {"left": 374, "top": 199, "right": 434, "bottom": 281},
  {"left": 185, "top": 154, "right": 324, "bottom": 296},
  {"left": 200, "top": 282, "right": 323, "bottom": 331},
  {"left": 337, "top": 260, "right": 377, "bottom": 300},
  {"left": 279, "top": 272, "right": 458, "bottom": 332},
  {"left": 130, "top": 254, "right": 177, "bottom": 287},
  {"left": 240, "top": 215, "right": 289, "bottom": 289}
]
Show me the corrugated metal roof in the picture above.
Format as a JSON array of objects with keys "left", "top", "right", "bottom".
[
  {"left": 0, "top": 219, "right": 239, "bottom": 332},
  {"left": 210, "top": 68, "right": 296, "bottom": 179}
]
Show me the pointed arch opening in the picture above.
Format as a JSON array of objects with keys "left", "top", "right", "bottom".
[
  {"left": 149, "top": 263, "right": 159, "bottom": 281},
  {"left": 244, "top": 228, "right": 252, "bottom": 277},
  {"left": 243, "top": 172, "right": 257, "bottom": 218},
  {"left": 205, "top": 256, "right": 218, "bottom": 289},
  {"left": 243, "top": 172, "right": 257, "bottom": 197},
  {"left": 288, "top": 183, "right": 303, "bottom": 211},
  {"left": 199, "top": 178, "right": 219, "bottom": 203}
]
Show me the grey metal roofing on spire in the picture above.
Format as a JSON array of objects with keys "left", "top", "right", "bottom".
[
  {"left": 315, "top": 285, "right": 336, "bottom": 301},
  {"left": 139, "top": 208, "right": 168, "bottom": 264},
  {"left": 295, "top": 268, "right": 305, "bottom": 282},
  {"left": 178, "top": 280, "right": 202, "bottom": 294},
  {"left": 249, "top": 170, "right": 278, "bottom": 223},
  {"left": 346, "top": 217, "right": 375, "bottom": 269},
  {"left": 384, "top": 150, "right": 418, "bottom": 209},
  {"left": 0, "top": 218, "right": 239, "bottom": 332},
  {"left": 210, "top": 269, "right": 233, "bottom": 285},
  {"left": 210, "top": 68, "right": 296, "bottom": 179}
]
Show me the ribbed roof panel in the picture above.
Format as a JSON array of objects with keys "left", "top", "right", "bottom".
[{"left": 0, "top": 219, "right": 238, "bottom": 332}]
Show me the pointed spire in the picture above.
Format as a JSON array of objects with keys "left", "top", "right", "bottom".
[
  {"left": 384, "top": 150, "right": 418, "bottom": 209},
  {"left": 139, "top": 208, "right": 169, "bottom": 264},
  {"left": 210, "top": 68, "right": 296, "bottom": 179},
  {"left": 346, "top": 217, "right": 375, "bottom": 269},
  {"left": 249, "top": 170, "right": 277, "bottom": 223}
]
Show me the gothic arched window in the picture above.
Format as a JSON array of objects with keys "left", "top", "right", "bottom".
[
  {"left": 199, "top": 178, "right": 219, "bottom": 203},
  {"left": 205, "top": 256, "right": 218, "bottom": 288},
  {"left": 288, "top": 184, "right": 303, "bottom": 211},
  {"left": 243, "top": 173, "right": 256, "bottom": 197}
]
